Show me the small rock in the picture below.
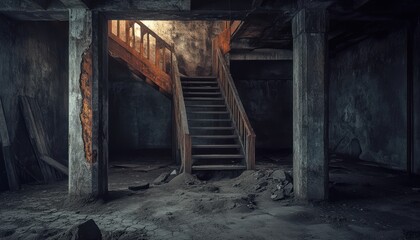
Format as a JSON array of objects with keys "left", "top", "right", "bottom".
[
  {"left": 283, "top": 182, "right": 293, "bottom": 197},
  {"left": 272, "top": 170, "right": 287, "bottom": 182},
  {"left": 254, "top": 171, "right": 265, "bottom": 179},
  {"left": 271, "top": 190, "right": 285, "bottom": 201},
  {"left": 50, "top": 219, "right": 102, "bottom": 240},
  {"left": 247, "top": 204, "right": 256, "bottom": 209},
  {"left": 128, "top": 182, "right": 149, "bottom": 191},
  {"left": 170, "top": 170, "right": 177, "bottom": 175},
  {"left": 153, "top": 172, "right": 170, "bottom": 185},
  {"left": 255, "top": 181, "right": 268, "bottom": 191},
  {"left": 206, "top": 185, "right": 220, "bottom": 193}
]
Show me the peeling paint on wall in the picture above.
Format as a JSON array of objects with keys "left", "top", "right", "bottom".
[{"left": 79, "top": 45, "right": 96, "bottom": 164}]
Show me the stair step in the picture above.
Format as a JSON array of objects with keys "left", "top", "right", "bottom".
[
  {"left": 188, "top": 111, "right": 229, "bottom": 114},
  {"left": 192, "top": 144, "right": 241, "bottom": 149},
  {"left": 185, "top": 97, "right": 224, "bottom": 101},
  {"left": 182, "top": 81, "right": 218, "bottom": 85},
  {"left": 189, "top": 119, "right": 231, "bottom": 122},
  {"left": 183, "top": 87, "right": 220, "bottom": 90},
  {"left": 184, "top": 92, "right": 222, "bottom": 95},
  {"left": 181, "top": 76, "right": 217, "bottom": 80},
  {"left": 192, "top": 165, "right": 247, "bottom": 171},
  {"left": 190, "top": 127, "right": 235, "bottom": 130},
  {"left": 192, "top": 154, "right": 244, "bottom": 159},
  {"left": 186, "top": 104, "right": 226, "bottom": 108},
  {"left": 191, "top": 135, "right": 238, "bottom": 139}
]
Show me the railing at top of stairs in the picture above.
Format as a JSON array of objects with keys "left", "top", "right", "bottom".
[{"left": 108, "top": 20, "right": 174, "bottom": 95}]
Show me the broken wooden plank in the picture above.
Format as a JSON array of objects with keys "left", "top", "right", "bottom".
[
  {"left": 29, "top": 98, "right": 63, "bottom": 180},
  {"left": 39, "top": 155, "right": 68, "bottom": 176},
  {"left": 19, "top": 96, "right": 56, "bottom": 183},
  {"left": 0, "top": 99, "right": 19, "bottom": 190}
]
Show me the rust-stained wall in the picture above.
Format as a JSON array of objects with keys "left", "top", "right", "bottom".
[{"left": 141, "top": 20, "right": 224, "bottom": 76}]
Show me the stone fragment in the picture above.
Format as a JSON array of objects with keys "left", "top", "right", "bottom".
[
  {"left": 50, "top": 219, "right": 102, "bottom": 240},
  {"left": 271, "top": 190, "right": 285, "bottom": 201},
  {"left": 284, "top": 182, "right": 294, "bottom": 197},
  {"left": 255, "top": 181, "right": 268, "bottom": 191},
  {"left": 153, "top": 172, "right": 170, "bottom": 185},
  {"left": 272, "top": 170, "right": 287, "bottom": 182},
  {"left": 128, "top": 182, "right": 149, "bottom": 191}
]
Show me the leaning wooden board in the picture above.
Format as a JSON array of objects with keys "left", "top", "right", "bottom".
[
  {"left": 19, "top": 96, "right": 64, "bottom": 183},
  {"left": 0, "top": 98, "right": 19, "bottom": 190}
]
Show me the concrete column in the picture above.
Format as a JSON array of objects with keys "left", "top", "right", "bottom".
[
  {"left": 69, "top": 9, "right": 108, "bottom": 198},
  {"left": 292, "top": 8, "right": 328, "bottom": 201},
  {"left": 414, "top": 19, "right": 420, "bottom": 175}
]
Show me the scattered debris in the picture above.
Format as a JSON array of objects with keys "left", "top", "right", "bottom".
[
  {"left": 153, "top": 172, "right": 170, "bottom": 185},
  {"left": 166, "top": 169, "right": 178, "bottom": 182},
  {"left": 49, "top": 219, "right": 102, "bottom": 240},
  {"left": 128, "top": 182, "right": 150, "bottom": 191},
  {"left": 234, "top": 169, "right": 294, "bottom": 202},
  {"left": 111, "top": 163, "right": 169, "bottom": 172}
]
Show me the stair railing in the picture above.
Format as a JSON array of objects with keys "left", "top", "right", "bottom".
[
  {"left": 108, "top": 20, "right": 174, "bottom": 94},
  {"left": 171, "top": 55, "right": 192, "bottom": 173},
  {"left": 213, "top": 48, "right": 256, "bottom": 170}
]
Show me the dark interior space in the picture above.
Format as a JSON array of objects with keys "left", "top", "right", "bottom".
[{"left": 0, "top": 0, "right": 419, "bottom": 239}]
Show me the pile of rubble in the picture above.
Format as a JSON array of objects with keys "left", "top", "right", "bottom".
[{"left": 233, "top": 169, "right": 294, "bottom": 201}]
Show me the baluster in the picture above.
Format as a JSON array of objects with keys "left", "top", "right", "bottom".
[
  {"left": 108, "top": 21, "right": 112, "bottom": 36},
  {"left": 162, "top": 47, "right": 166, "bottom": 72},
  {"left": 155, "top": 41, "right": 160, "bottom": 67},
  {"left": 117, "top": 20, "right": 120, "bottom": 37},
  {"left": 147, "top": 33, "right": 150, "bottom": 60},
  {"left": 140, "top": 32, "right": 144, "bottom": 57},
  {"left": 125, "top": 21, "right": 130, "bottom": 43},
  {"left": 131, "top": 23, "right": 135, "bottom": 49}
]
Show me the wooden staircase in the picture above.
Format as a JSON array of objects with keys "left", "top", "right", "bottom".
[
  {"left": 108, "top": 20, "right": 255, "bottom": 173},
  {"left": 182, "top": 76, "right": 247, "bottom": 171}
]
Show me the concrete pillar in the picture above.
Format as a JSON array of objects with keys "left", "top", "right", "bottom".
[
  {"left": 292, "top": 8, "right": 328, "bottom": 201},
  {"left": 69, "top": 9, "right": 108, "bottom": 198}
]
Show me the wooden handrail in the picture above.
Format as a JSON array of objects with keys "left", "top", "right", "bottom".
[
  {"left": 108, "top": 20, "right": 174, "bottom": 94},
  {"left": 171, "top": 55, "right": 192, "bottom": 173},
  {"left": 214, "top": 48, "right": 256, "bottom": 170}
]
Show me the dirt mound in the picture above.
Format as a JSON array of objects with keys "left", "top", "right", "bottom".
[{"left": 166, "top": 173, "right": 202, "bottom": 188}]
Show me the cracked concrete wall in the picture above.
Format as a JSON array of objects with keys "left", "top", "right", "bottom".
[
  {"left": 0, "top": 18, "right": 68, "bottom": 190},
  {"left": 230, "top": 60, "right": 293, "bottom": 151},
  {"left": 141, "top": 20, "right": 224, "bottom": 76},
  {"left": 329, "top": 28, "right": 408, "bottom": 171},
  {"left": 108, "top": 57, "right": 171, "bottom": 154}
]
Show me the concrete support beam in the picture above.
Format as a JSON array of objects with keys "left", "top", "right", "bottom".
[
  {"left": 230, "top": 49, "right": 293, "bottom": 61},
  {"left": 292, "top": 7, "right": 329, "bottom": 201},
  {"left": 413, "top": 18, "right": 420, "bottom": 175},
  {"left": 68, "top": 9, "right": 108, "bottom": 198},
  {"left": 59, "top": 0, "right": 90, "bottom": 8}
]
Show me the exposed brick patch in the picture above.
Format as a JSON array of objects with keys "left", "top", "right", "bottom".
[{"left": 79, "top": 45, "right": 96, "bottom": 164}]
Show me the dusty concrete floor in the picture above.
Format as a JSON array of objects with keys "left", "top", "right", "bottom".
[{"left": 0, "top": 153, "right": 420, "bottom": 240}]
